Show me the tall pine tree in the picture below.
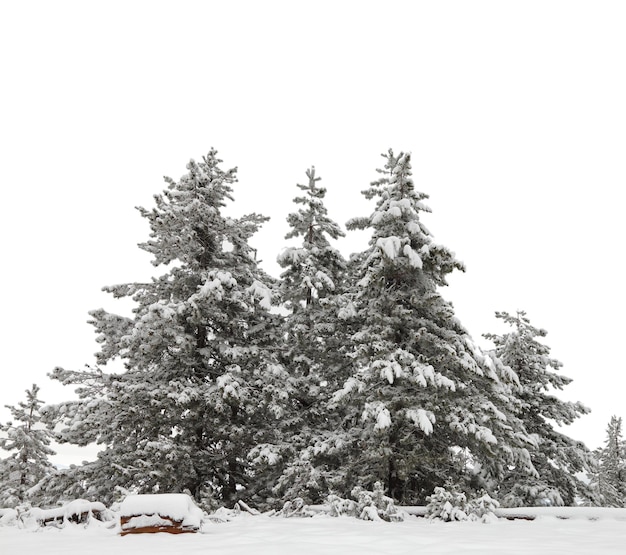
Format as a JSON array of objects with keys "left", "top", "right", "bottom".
[
  {"left": 484, "top": 310, "right": 593, "bottom": 506},
  {"left": 265, "top": 167, "right": 349, "bottom": 504},
  {"left": 0, "top": 384, "right": 56, "bottom": 507},
  {"left": 329, "top": 150, "right": 533, "bottom": 504},
  {"left": 47, "top": 150, "right": 290, "bottom": 509}
]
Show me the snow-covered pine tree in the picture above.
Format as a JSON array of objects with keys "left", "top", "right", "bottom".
[
  {"left": 484, "top": 310, "right": 593, "bottom": 506},
  {"left": 330, "top": 150, "right": 533, "bottom": 504},
  {"left": 262, "top": 167, "right": 349, "bottom": 504},
  {"left": 278, "top": 166, "right": 346, "bottom": 311},
  {"left": 590, "top": 415, "right": 626, "bottom": 507},
  {"left": 0, "top": 384, "right": 56, "bottom": 507},
  {"left": 47, "top": 150, "right": 291, "bottom": 509}
]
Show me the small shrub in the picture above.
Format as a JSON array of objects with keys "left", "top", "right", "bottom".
[
  {"left": 327, "top": 482, "right": 405, "bottom": 522},
  {"left": 425, "top": 486, "right": 468, "bottom": 522},
  {"left": 274, "top": 497, "right": 315, "bottom": 518},
  {"left": 426, "top": 486, "right": 501, "bottom": 523},
  {"left": 327, "top": 494, "right": 358, "bottom": 518},
  {"left": 467, "top": 491, "right": 500, "bottom": 523}
]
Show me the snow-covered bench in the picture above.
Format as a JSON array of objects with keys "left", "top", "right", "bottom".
[
  {"left": 119, "top": 493, "right": 203, "bottom": 535},
  {"left": 28, "top": 500, "right": 108, "bottom": 527},
  {"left": 400, "top": 505, "right": 626, "bottom": 521}
]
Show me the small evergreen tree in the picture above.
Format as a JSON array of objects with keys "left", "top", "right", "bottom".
[
  {"left": 47, "top": 150, "right": 291, "bottom": 509},
  {"left": 484, "top": 310, "right": 593, "bottom": 506},
  {"left": 0, "top": 384, "right": 56, "bottom": 507},
  {"left": 590, "top": 415, "right": 626, "bottom": 507}
]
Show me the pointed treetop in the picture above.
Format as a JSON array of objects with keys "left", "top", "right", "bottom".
[
  {"left": 5, "top": 383, "right": 45, "bottom": 427},
  {"left": 485, "top": 310, "right": 572, "bottom": 392},
  {"left": 347, "top": 149, "right": 464, "bottom": 289},
  {"left": 284, "top": 166, "right": 345, "bottom": 245},
  {"left": 278, "top": 166, "right": 346, "bottom": 309},
  {"left": 134, "top": 149, "right": 267, "bottom": 272}
]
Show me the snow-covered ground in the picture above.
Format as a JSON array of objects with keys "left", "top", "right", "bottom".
[{"left": 2, "top": 511, "right": 626, "bottom": 555}]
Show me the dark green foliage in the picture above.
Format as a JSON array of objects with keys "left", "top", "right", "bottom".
[
  {"left": 12, "top": 149, "right": 594, "bottom": 512},
  {"left": 46, "top": 151, "right": 290, "bottom": 509},
  {"left": 267, "top": 167, "right": 350, "bottom": 505},
  {"left": 327, "top": 151, "right": 533, "bottom": 504}
]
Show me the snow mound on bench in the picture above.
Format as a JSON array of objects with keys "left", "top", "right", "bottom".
[{"left": 120, "top": 494, "right": 204, "bottom": 528}]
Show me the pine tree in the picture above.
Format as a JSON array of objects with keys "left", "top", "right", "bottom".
[
  {"left": 47, "top": 150, "right": 291, "bottom": 509},
  {"left": 590, "top": 415, "right": 626, "bottom": 507},
  {"left": 484, "top": 310, "right": 593, "bottom": 506},
  {"left": 328, "top": 150, "right": 532, "bottom": 504},
  {"left": 277, "top": 166, "right": 346, "bottom": 310},
  {"left": 266, "top": 167, "right": 349, "bottom": 504},
  {"left": 0, "top": 384, "right": 56, "bottom": 507}
]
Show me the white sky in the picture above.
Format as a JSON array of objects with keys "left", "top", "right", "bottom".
[{"left": 1, "top": 1, "right": 625, "bottom": 465}]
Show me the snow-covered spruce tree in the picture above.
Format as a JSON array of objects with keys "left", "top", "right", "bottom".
[
  {"left": 256, "top": 167, "right": 349, "bottom": 505},
  {"left": 47, "top": 150, "right": 291, "bottom": 509},
  {"left": 484, "top": 310, "right": 593, "bottom": 506},
  {"left": 590, "top": 415, "right": 626, "bottom": 507},
  {"left": 329, "top": 150, "right": 533, "bottom": 504},
  {"left": 0, "top": 384, "right": 56, "bottom": 507},
  {"left": 278, "top": 167, "right": 346, "bottom": 311}
]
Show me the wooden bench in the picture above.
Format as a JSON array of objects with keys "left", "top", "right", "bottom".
[{"left": 119, "top": 493, "right": 203, "bottom": 535}]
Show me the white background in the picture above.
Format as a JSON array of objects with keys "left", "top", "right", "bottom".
[{"left": 1, "top": 1, "right": 625, "bottom": 464}]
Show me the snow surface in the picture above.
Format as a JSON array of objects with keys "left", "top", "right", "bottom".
[{"left": 3, "top": 511, "right": 626, "bottom": 555}]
